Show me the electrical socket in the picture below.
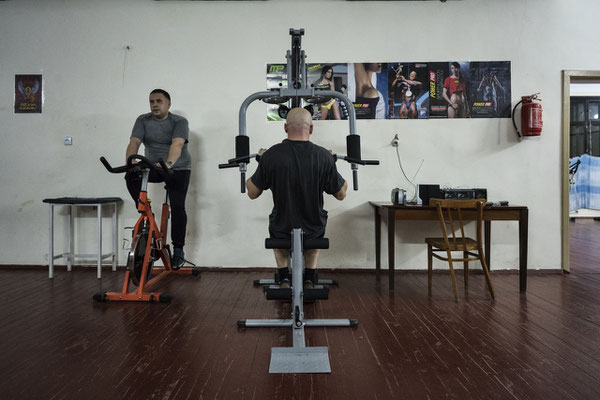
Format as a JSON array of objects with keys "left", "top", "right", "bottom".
[{"left": 391, "top": 134, "right": 399, "bottom": 147}]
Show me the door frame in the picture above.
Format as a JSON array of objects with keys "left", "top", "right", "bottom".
[{"left": 561, "top": 70, "right": 600, "bottom": 272}]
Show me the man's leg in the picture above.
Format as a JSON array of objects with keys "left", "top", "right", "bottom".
[
  {"left": 125, "top": 169, "right": 163, "bottom": 208},
  {"left": 304, "top": 249, "right": 319, "bottom": 286},
  {"left": 124, "top": 171, "right": 142, "bottom": 206},
  {"left": 165, "top": 170, "right": 191, "bottom": 267},
  {"left": 273, "top": 249, "right": 290, "bottom": 287}
]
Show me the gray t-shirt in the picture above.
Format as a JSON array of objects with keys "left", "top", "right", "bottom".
[{"left": 131, "top": 112, "right": 192, "bottom": 170}]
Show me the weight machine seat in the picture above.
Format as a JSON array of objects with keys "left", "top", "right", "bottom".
[{"left": 265, "top": 237, "right": 329, "bottom": 250}]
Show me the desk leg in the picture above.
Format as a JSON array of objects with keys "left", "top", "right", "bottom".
[
  {"left": 387, "top": 208, "right": 395, "bottom": 290},
  {"left": 97, "top": 204, "right": 102, "bottom": 279},
  {"left": 375, "top": 207, "right": 381, "bottom": 276},
  {"left": 484, "top": 221, "right": 491, "bottom": 270},
  {"left": 49, "top": 205, "right": 54, "bottom": 279},
  {"left": 519, "top": 209, "right": 529, "bottom": 292},
  {"left": 67, "top": 205, "right": 73, "bottom": 272},
  {"left": 113, "top": 203, "right": 118, "bottom": 272}
]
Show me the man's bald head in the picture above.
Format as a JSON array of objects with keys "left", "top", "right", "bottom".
[{"left": 285, "top": 108, "right": 313, "bottom": 140}]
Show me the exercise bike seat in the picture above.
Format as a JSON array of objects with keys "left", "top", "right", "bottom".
[{"left": 265, "top": 237, "right": 329, "bottom": 250}]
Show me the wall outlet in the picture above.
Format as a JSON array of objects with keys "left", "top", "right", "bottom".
[
  {"left": 391, "top": 134, "right": 399, "bottom": 147},
  {"left": 64, "top": 136, "right": 72, "bottom": 146}
]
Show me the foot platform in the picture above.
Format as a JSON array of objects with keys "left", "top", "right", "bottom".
[
  {"left": 264, "top": 285, "right": 329, "bottom": 301},
  {"left": 253, "top": 278, "right": 338, "bottom": 287}
]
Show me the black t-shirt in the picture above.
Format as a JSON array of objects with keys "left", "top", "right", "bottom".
[{"left": 250, "top": 139, "right": 345, "bottom": 239}]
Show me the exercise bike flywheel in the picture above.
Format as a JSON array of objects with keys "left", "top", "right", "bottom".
[{"left": 127, "top": 232, "right": 153, "bottom": 287}]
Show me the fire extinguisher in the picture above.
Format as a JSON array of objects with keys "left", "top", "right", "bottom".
[{"left": 512, "top": 93, "right": 543, "bottom": 137}]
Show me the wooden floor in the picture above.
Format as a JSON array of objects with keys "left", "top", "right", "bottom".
[{"left": 1, "top": 220, "right": 599, "bottom": 399}]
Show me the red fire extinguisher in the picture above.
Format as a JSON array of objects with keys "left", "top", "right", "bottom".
[{"left": 512, "top": 93, "right": 543, "bottom": 137}]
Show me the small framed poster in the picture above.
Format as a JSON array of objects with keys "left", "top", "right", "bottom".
[{"left": 15, "top": 74, "right": 43, "bottom": 113}]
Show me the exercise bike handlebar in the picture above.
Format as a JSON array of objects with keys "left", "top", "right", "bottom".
[{"left": 100, "top": 154, "right": 173, "bottom": 176}]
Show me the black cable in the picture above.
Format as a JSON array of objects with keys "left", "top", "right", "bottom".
[{"left": 395, "top": 145, "right": 423, "bottom": 203}]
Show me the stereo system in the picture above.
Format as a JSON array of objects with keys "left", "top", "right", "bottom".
[
  {"left": 418, "top": 184, "right": 487, "bottom": 205},
  {"left": 441, "top": 188, "right": 487, "bottom": 201}
]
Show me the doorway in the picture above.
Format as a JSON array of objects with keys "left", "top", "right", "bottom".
[{"left": 562, "top": 70, "right": 600, "bottom": 273}]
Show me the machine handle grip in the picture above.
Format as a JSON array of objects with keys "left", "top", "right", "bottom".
[
  {"left": 362, "top": 159, "right": 380, "bottom": 165},
  {"left": 333, "top": 155, "right": 379, "bottom": 166},
  {"left": 228, "top": 153, "right": 260, "bottom": 164},
  {"left": 219, "top": 163, "right": 240, "bottom": 169},
  {"left": 353, "top": 170, "right": 358, "bottom": 190}
]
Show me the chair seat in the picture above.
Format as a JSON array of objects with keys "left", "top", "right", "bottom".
[{"left": 425, "top": 237, "right": 479, "bottom": 251}]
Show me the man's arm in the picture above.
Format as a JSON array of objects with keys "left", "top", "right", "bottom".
[
  {"left": 166, "top": 138, "right": 186, "bottom": 168},
  {"left": 126, "top": 137, "right": 142, "bottom": 163},
  {"left": 246, "top": 178, "right": 263, "bottom": 200},
  {"left": 334, "top": 180, "right": 348, "bottom": 201}
]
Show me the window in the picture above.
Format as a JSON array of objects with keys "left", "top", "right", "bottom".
[{"left": 570, "top": 96, "right": 600, "bottom": 157}]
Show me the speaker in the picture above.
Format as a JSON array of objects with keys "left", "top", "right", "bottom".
[{"left": 418, "top": 184, "right": 442, "bottom": 205}]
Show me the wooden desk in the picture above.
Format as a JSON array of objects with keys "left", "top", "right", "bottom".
[{"left": 369, "top": 201, "right": 529, "bottom": 292}]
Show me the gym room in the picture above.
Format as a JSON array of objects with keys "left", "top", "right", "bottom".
[{"left": 1, "top": 0, "right": 599, "bottom": 398}]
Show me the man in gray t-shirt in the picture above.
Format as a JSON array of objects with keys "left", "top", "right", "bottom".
[{"left": 125, "top": 89, "right": 191, "bottom": 268}]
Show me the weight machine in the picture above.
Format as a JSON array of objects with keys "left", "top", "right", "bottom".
[{"left": 219, "top": 28, "right": 378, "bottom": 374}]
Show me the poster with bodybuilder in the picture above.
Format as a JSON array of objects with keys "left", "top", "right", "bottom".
[
  {"left": 388, "top": 63, "right": 429, "bottom": 119},
  {"left": 266, "top": 61, "right": 511, "bottom": 120},
  {"left": 266, "top": 63, "right": 350, "bottom": 121},
  {"left": 468, "top": 61, "right": 511, "bottom": 118}
]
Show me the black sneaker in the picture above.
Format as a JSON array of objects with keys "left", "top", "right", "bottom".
[
  {"left": 171, "top": 248, "right": 185, "bottom": 270},
  {"left": 279, "top": 278, "right": 291, "bottom": 289},
  {"left": 303, "top": 280, "right": 314, "bottom": 290}
]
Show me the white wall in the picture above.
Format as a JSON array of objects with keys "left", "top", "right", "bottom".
[{"left": 1, "top": 0, "right": 597, "bottom": 270}]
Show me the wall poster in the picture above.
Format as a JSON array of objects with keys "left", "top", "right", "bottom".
[
  {"left": 266, "top": 61, "right": 511, "bottom": 121},
  {"left": 14, "top": 74, "right": 43, "bottom": 114}
]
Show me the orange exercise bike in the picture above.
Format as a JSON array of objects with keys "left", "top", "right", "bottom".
[{"left": 93, "top": 154, "right": 200, "bottom": 303}]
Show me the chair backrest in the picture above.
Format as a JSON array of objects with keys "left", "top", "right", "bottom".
[{"left": 429, "top": 198, "right": 486, "bottom": 249}]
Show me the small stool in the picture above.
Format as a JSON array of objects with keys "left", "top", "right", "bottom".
[{"left": 43, "top": 197, "right": 123, "bottom": 279}]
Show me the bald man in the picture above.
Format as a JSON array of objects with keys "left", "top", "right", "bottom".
[{"left": 246, "top": 108, "right": 348, "bottom": 288}]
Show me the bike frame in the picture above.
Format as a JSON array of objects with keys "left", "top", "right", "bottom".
[{"left": 95, "top": 156, "right": 200, "bottom": 303}]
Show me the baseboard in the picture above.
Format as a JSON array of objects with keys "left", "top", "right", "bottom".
[{"left": 0, "top": 265, "right": 564, "bottom": 275}]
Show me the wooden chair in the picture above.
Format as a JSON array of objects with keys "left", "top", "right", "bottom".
[{"left": 425, "top": 198, "right": 495, "bottom": 301}]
